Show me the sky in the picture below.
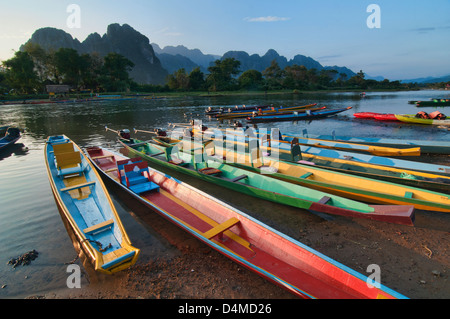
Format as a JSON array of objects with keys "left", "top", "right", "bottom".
[{"left": 0, "top": 0, "right": 449, "bottom": 80}]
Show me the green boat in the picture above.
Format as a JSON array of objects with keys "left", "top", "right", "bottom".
[
  {"left": 415, "top": 99, "right": 450, "bottom": 107},
  {"left": 117, "top": 137, "right": 415, "bottom": 225}
]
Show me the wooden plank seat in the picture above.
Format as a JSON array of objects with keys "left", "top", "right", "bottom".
[
  {"left": 53, "top": 142, "right": 75, "bottom": 155},
  {"left": 231, "top": 175, "right": 248, "bottom": 182},
  {"left": 92, "top": 155, "right": 115, "bottom": 161},
  {"left": 55, "top": 151, "right": 83, "bottom": 177},
  {"left": 83, "top": 219, "right": 114, "bottom": 235},
  {"left": 61, "top": 181, "right": 96, "bottom": 192},
  {"left": 123, "top": 161, "right": 160, "bottom": 195},
  {"left": 318, "top": 196, "right": 332, "bottom": 205},
  {"left": 199, "top": 167, "right": 222, "bottom": 176},
  {"left": 165, "top": 146, "right": 189, "bottom": 166},
  {"left": 300, "top": 172, "right": 313, "bottom": 179},
  {"left": 203, "top": 217, "right": 240, "bottom": 240}
]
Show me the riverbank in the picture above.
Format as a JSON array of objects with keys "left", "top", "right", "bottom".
[{"left": 1, "top": 87, "right": 427, "bottom": 104}]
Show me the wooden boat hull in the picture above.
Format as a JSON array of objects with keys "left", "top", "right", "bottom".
[
  {"left": 247, "top": 107, "right": 352, "bottom": 123},
  {"left": 354, "top": 113, "right": 398, "bottom": 121},
  {"left": 416, "top": 100, "right": 450, "bottom": 107},
  {"left": 374, "top": 114, "right": 398, "bottom": 121},
  {"left": 164, "top": 128, "right": 450, "bottom": 190},
  {"left": 395, "top": 114, "right": 450, "bottom": 126},
  {"left": 298, "top": 130, "right": 450, "bottom": 155},
  {"left": 45, "top": 135, "right": 139, "bottom": 274},
  {"left": 224, "top": 151, "right": 450, "bottom": 213},
  {"left": 119, "top": 138, "right": 414, "bottom": 225},
  {"left": 354, "top": 112, "right": 379, "bottom": 119},
  {"left": 87, "top": 146, "right": 407, "bottom": 299},
  {"left": 281, "top": 135, "right": 421, "bottom": 157},
  {"left": 0, "top": 127, "right": 21, "bottom": 151},
  {"left": 216, "top": 104, "right": 319, "bottom": 119}
]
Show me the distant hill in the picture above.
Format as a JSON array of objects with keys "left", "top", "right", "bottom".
[
  {"left": 21, "top": 23, "right": 361, "bottom": 85},
  {"left": 21, "top": 24, "right": 168, "bottom": 85},
  {"left": 220, "top": 49, "right": 355, "bottom": 79},
  {"left": 402, "top": 74, "right": 450, "bottom": 83},
  {"left": 154, "top": 45, "right": 356, "bottom": 79}
]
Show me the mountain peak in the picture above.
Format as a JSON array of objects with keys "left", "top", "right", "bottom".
[{"left": 22, "top": 23, "right": 167, "bottom": 84}]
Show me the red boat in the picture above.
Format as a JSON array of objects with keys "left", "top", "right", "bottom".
[
  {"left": 353, "top": 112, "right": 378, "bottom": 119},
  {"left": 86, "top": 146, "right": 408, "bottom": 299},
  {"left": 373, "top": 114, "right": 399, "bottom": 121}
]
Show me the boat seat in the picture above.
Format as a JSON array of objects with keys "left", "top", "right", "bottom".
[
  {"left": 404, "top": 192, "right": 414, "bottom": 199},
  {"left": 123, "top": 161, "right": 160, "bottom": 194},
  {"left": 231, "top": 175, "right": 248, "bottom": 182},
  {"left": 92, "top": 154, "right": 115, "bottom": 161},
  {"left": 83, "top": 219, "right": 114, "bottom": 235},
  {"left": 117, "top": 158, "right": 142, "bottom": 179},
  {"left": 203, "top": 217, "right": 240, "bottom": 240},
  {"left": 61, "top": 181, "right": 96, "bottom": 192},
  {"left": 165, "top": 145, "right": 189, "bottom": 166},
  {"left": 53, "top": 142, "right": 75, "bottom": 155},
  {"left": 55, "top": 151, "right": 83, "bottom": 177},
  {"left": 199, "top": 167, "right": 222, "bottom": 176},
  {"left": 300, "top": 172, "right": 313, "bottom": 179},
  {"left": 318, "top": 196, "right": 332, "bottom": 205}
]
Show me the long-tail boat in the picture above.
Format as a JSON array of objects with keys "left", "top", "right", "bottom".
[
  {"left": 0, "top": 127, "right": 21, "bottom": 151},
  {"left": 295, "top": 130, "right": 450, "bottom": 155},
  {"left": 146, "top": 128, "right": 450, "bottom": 192},
  {"left": 116, "top": 135, "right": 414, "bottom": 225},
  {"left": 86, "top": 146, "right": 408, "bottom": 299},
  {"left": 215, "top": 104, "right": 320, "bottom": 119},
  {"left": 192, "top": 126, "right": 421, "bottom": 157},
  {"left": 153, "top": 135, "right": 450, "bottom": 212},
  {"left": 45, "top": 135, "right": 140, "bottom": 274},
  {"left": 207, "top": 145, "right": 450, "bottom": 213},
  {"left": 278, "top": 135, "right": 421, "bottom": 157},
  {"left": 246, "top": 107, "right": 352, "bottom": 123}
]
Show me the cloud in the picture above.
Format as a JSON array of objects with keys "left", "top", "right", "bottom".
[
  {"left": 244, "top": 16, "right": 291, "bottom": 23},
  {"left": 410, "top": 26, "right": 450, "bottom": 33},
  {"left": 154, "top": 27, "right": 183, "bottom": 37}
]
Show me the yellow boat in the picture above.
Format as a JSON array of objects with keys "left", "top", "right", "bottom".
[
  {"left": 151, "top": 136, "right": 450, "bottom": 213},
  {"left": 191, "top": 127, "right": 421, "bottom": 157},
  {"left": 45, "top": 135, "right": 140, "bottom": 274},
  {"left": 220, "top": 149, "right": 450, "bottom": 213}
]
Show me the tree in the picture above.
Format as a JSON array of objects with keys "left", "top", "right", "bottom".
[
  {"left": 188, "top": 67, "right": 205, "bottom": 91},
  {"left": 100, "top": 53, "right": 134, "bottom": 92},
  {"left": 206, "top": 58, "right": 241, "bottom": 91},
  {"left": 262, "top": 60, "right": 284, "bottom": 89},
  {"left": 53, "top": 48, "right": 86, "bottom": 87},
  {"left": 2, "top": 51, "right": 39, "bottom": 94},
  {"left": 167, "top": 68, "right": 189, "bottom": 91},
  {"left": 238, "top": 70, "right": 263, "bottom": 90}
]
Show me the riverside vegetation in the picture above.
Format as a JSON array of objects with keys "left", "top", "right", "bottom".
[{"left": 0, "top": 43, "right": 447, "bottom": 100}]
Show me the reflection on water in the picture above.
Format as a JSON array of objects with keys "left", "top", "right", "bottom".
[{"left": 0, "top": 90, "right": 448, "bottom": 298}]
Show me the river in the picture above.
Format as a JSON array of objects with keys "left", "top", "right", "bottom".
[{"left": 0, "top": 90, "right": 449, "bottom": 298}]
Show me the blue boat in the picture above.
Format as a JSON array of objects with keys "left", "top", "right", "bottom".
[
  {"left": 44, "top": 135, "right": 140, "bottom": 274},
  {"left": 275, "top": 142, "right": 450, "bottom": 176},
  {"left": 247, "top": 107, "right": 352, "bottom": 123},
  {"left": 0, "top": 127, "right": 21, "bottom": 151}
]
